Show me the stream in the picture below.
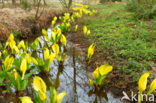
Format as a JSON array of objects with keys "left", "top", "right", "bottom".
[{"left": 0, "top": 28, "right": 125, "bottom": 103}]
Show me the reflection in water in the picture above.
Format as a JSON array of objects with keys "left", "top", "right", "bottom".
[
  {"left": 51, "top": 47, "right": 122, "bottom": 103},
  {"left": 73, "top": 48, "right": 78, "bottom": 103},
  {"left": 88, "top": 89, "right": 108, "bottom": 103}
]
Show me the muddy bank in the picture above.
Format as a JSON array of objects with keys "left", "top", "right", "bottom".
[{"left": 0, "top": 6, "right": 64, "bottom": 42}]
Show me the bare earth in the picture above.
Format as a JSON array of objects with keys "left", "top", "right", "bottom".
[{"left": 0, "top": 4, "right": 62, "bottom": 41}]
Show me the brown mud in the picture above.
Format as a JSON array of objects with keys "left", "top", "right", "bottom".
[{"left": 0, "top": 6, "right": 63, "bottom": 42}]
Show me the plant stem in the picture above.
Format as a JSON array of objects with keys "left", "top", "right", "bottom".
[{"left": 138, "top": 91, "right": 142, "bottom": 103}]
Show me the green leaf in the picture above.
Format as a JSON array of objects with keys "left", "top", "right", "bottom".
[
  {"left": 6, "top": 72, "right": 16, "bottom": 86},
  {"left": 18, "top": 77, "right": 28, "bottom": 91},
  {"left": 50, "top": 87, "right": 55, "bottom": 103},
  {"left": 34, "top": 91, "right": 43, "bottom": 103},
  {"left": 24, "top": 71, "right": 35, "bottom": 80},
  {"left": 21, "top": 79, "right": 28, "bottom": 90}
]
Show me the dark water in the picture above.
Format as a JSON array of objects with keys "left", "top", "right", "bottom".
[{"left": 0, "top": 28, "right": 125, "bottom": 103}]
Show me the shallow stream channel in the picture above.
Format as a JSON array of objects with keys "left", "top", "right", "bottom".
[{"left": 0, "top": 28, "right": 126, "bottom": 103}]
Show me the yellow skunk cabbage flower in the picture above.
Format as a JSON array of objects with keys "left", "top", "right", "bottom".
[
  {"left": 25, "top": 54, "right": 32, "bottom": 64},
  {"left": 5, "top": 33, "right": 16, "bottom": 50},
  {"left": 31, "top": 57, "right": 38, "bottom": 65},
  {"left": 89, "top": 79, "right": 93, "bottom": 86},
  {"left": 147, "top": 79, "right": 156, "bottom": 95},
  {"left": 51, "top": 87, "right": 66, "bottom": 103},
  {"left": 138, "top": 72, "right": 150, "bottom": 103},
  {"left": 12, "top": 69, "right": 18, "bottom": 80},
  {"left": 33, "top": 76, "right": 47, "bottom": 101},
  {"left": 61, "top": 23, "right": 64, "bottom": 27},
  {"left": 54, "top": 16, "right": 57, "bottom": 21},
  {"left": 3, "top": 56, "right": 14, "bottom": 71},
  {"left": 44, "top": 48, "right": 55, "bottom": 71},
  {"left": 72, "top": 7, "right": 79, "bottom": 11},
  {"left": 57, "top": 28, "right": 61, "bottom": 37},
  {"left": 49, "top": 53, "right": 56, "bottom": 63},
  {"left": 92, "top": 67, "right": 100, "bottom": 79},
  {"left": 52, "top": 32, "right": 56, "bottom": 41},
  {"left": 20, "top": 58, "right": 27, "bottom": 80},
  {"left": 83, "top": 26, "right": 87, "bottom": 35},
  {"left": 87, "top": 30, "right": 90, "bottom": 35},
  {"left": 92, "top": 10, "right": 97, "bottom": 14},
  {"left": 42, "top": 29, "right": 47, "bottom": 35},
  {"left": 39, "top": 91, "right": 47, "bottom": 101},
  {"left": 87, "top": 43, "right": 95, "bottom": 59},
  {"left": 60, "top": 35, "right": 66, "bottom": 46},
  {"left": 34, "top": 37, "right": 40, "bottom": 46},
  {"left": 13, "top": 45, "right": 20, "bottom": 54},
  {"left": 75, "top": 25, "right": 78, "bottom": 31},
  {"left": 99, "top": 65, "right": 113, "bottom": 76},
  {"left": 20, "top": 96, "right": 33, "bottom": 103},
  {"left": 59, "top": 16, "right": 61, "bottom": 20},
  {"left": 91, "top": 64, "right": 113, "bottom": 87},
  {"left": 57, "top": 92, "right": 67, "bottom": 103},
  {"left": 44, "top": 48, "right": 50, "bottom": 59},
  {"left": 52, "top": 20, "right": 56, "bottom": 27},
  {"left": 52, "top": 44, "right": 59, "bottom": 54},
  {"left": 71, "top": 16, "right": 74, "bottom": 22},
  {"left": 33, "top": 76, "right": 46, "bottom": 92},
  {"left": 8, "top": 33, "right": 14, "bottom": 41},
  {"left": 6, "top": 33, "right": 14, "bottom": 46},
  {"left": 56, "top": 53, "right": 61, "bottom": 62},
  {"left": 44, "top": 36, "right": 50, "bottom": 42},
  {"left": 44, "top": 48, "right": 56, "bottom": 62},
  {"left": 52, "top": 16, "right": 57, "bottom": 27},
  {"left": 25, "top": 54, "right": 38, "bottom": 65},
  {"left": 18, "top": 40, "right": 25, "bottom": 50},
  {"left": 66, "top": 23, "right": 71, "bottom": 28},
  {"left": 138, "top": 72, "right": 150, "bottom": 93}
]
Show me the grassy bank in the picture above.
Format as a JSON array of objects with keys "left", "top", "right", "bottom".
[{"left": 80, "top": 3, "right": 156, "bottom": 81}]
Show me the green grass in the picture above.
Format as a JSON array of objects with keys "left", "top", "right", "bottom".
[{"left": 80, "top": 3, "right": 156, "bottom": 81}]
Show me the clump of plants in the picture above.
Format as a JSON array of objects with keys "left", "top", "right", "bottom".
[
  {"left": 138, "top": 72, "right": 156, "bottom": 103},
  {"left": 89, "top": 64, "right": 113, "bottom": 90},
  {"left": 19, "top": 76, "right": 66, "bottom": 103},
  {"left": 86, "top": 43, "right": 95, "bottom": 63},
  {"left": 126, "top": 0, "right": 156, "bottom": 19}
]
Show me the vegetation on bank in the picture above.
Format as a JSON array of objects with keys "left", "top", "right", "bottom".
[
  {"left": 126, "top": 0, "right": 156, "bottom": 19},
  {"left": 81, "top": 3, "right": 156, "bottom": 81}
]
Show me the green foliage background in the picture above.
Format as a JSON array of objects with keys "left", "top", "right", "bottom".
[
  {"left": 81, "top": 3, "right": 156, "bottom": 81},
  {"left": 126, "top": 0, "right": 156, "bottom": 19}
]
